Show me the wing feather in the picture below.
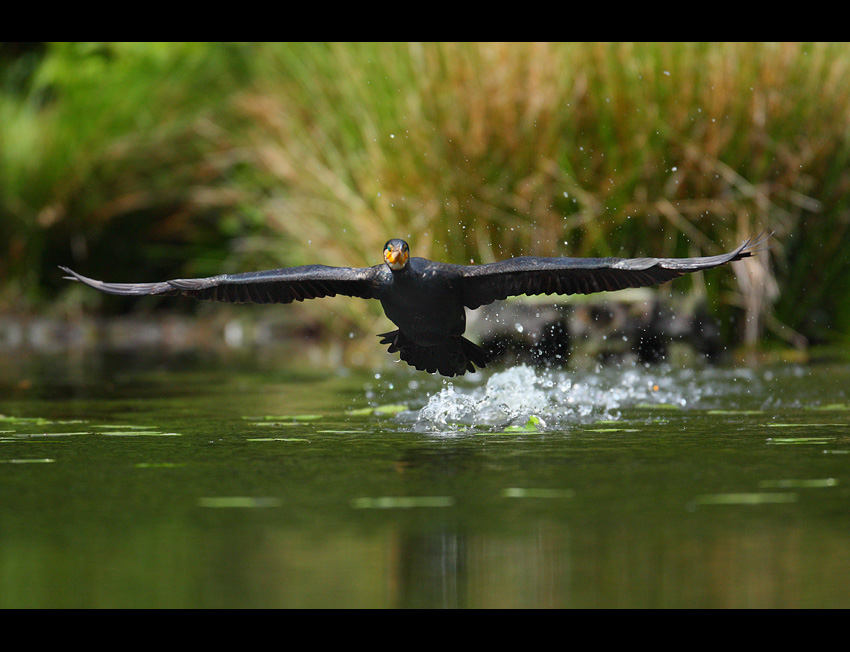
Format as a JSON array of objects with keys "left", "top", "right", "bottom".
[
  {"left": 60, "top": 264, "right": 381, "bottom": 304},
  {"left": 461, "top": 235, "right": 767, "bottom": 309}
]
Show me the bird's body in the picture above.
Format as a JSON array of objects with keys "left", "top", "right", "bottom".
[
  {"left": 62, "top": 235, "right": 766, "bottom": 377},
  {"left": 377, "top": 258, "right": 466, "bottom": 345}
]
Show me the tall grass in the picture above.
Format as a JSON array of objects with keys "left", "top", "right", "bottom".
[
  {"left": 0, "top": 42, "right": 258, "bottom": 301},
  {"left": 3, "top": 43, "right": 850, "bottom": 352},
  {"left": 237, "top": 42, "right": 850, "bottom": 347}
]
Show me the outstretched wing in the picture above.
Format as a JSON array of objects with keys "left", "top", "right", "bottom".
[
  {"left": 60, "top": 264, "right": 382, "bottom": 304},
  {"left": 461, "top": 235, "right": 767, "bottom": 310}
]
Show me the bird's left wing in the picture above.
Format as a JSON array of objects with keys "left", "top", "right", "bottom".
[
  {"left": 60, "top": 264, "right": 382, "bottom": 304},
  {"left": 460, "top": 235, "right": 765, "bottom": 310}
]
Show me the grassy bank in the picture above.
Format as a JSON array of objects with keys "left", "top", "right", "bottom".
[{"left": 2, "top": 42, "right": 850, "bottom": 354}]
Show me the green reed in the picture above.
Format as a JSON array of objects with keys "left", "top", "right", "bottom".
[{"left": 3, "top": 43, "right": 850, "bottom": 350}]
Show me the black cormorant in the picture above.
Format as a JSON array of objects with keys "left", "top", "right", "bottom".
[{"left": 61, "top": 235, "right": 765, "bottom": 377}]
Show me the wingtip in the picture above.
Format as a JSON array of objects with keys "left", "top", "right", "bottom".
[
  {"left": 739, "top": 230, "right": 774, "bottom": 257},
  {"left": 59, "top": 265, "right": 80, "bottom": 282}
]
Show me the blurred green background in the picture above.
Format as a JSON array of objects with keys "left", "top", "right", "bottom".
[{"left": 2, "top": 42, "right": 850, "bottom": 364}]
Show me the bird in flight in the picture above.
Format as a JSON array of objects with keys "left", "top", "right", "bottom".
[{"left": 62, "top": 235, "right": 765, "bottom": 377}]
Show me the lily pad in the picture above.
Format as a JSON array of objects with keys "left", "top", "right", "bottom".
[
  {"left": 767, "top": 423, "right": 845, "bottom": 428},
  {"left": 347, "top": 404, "right": 408, "bottom": 416},
  {"left": 502, "top": 487, "right": 575, "bottom": 499},
  {"left": 198, "top": 497, "right": 281, "bottom": 508},
  {"left": 0, "top": 416, "right": 61, "bottom": 425},
  {"left": 767, "top": 436, "right": 836, "bottom": 444},
  {"left": 246, "top": 437, "right": 308, "bottom": 442},
  {"left": 635, "top": 403, "right": 681, "bottom": 410},
  {"left": 758, "top": 478, "right": 837, "bottom": 488},
  {"left": 503, "top": 415, "right": 543, "bottom": 432},
  {"left": 248, "top": 422, "right": 299, "bottom": 427},
  {"left": 706, "top": 409, "right": 764, "bottom": 415},
  {"left": 806, "top": 403, "right": 850, "bottom": 411},
  {"left": 248, "top": 414, "right": 323, "bottom": 421},
  {"left": 0, "top": 458, "right": 55, "bottom": 464},
  {"left": 373, "top": 404, "right": 408, "bottom": 415},
  {"left": 475, "top": 431, "right": 524, "bottom": 436},
  {"left": 99, "top": 431, "right": 181, "bottom": 436},
  {"left": 12, "top": 432, "right": 89, "bottom": 437},
  {"left": 350, "top": 496, "right": 455, "bottom": 509},
  {"left": 91, "top": 424, "right": 151, "bottom": 429},
  {"left": 693, "top": 492, "right": 798, "bottom": 505}
]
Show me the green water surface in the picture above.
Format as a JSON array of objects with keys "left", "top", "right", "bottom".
[{"left": 1, "top": 352, "right": 849, "bottom": 608}]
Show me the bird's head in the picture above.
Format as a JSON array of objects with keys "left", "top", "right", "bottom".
[{"left": 383, "top": 239, "right": 410, "bottom": 271}]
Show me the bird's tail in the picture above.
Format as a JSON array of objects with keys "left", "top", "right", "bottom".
[{"left": 378, "top": 330, "right": 490, "bottom": 377}]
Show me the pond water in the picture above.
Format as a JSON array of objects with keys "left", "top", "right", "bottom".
[{"left": 1, "top": 350, "right": 849, "bottom": 608}]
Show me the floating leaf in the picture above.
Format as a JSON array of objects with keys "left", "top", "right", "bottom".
[
  {"left": 475, "top": 431, "right": 524, "bottom": 436},
  {"left": 504, "top": 415, "right": 543, "bottom": 432},
  {"left": 135, "top": 462, "right": 186, "bottom": 468},
  {"left": 693, "top": 492, "right": 798, "bottom": 505},
  {"left": 0, "top": 416, "right": 58, "bottom": 425},
  {"left": 12, "top": 432, "right": 89, "bottom": 437},
  {"left": 198, "top": 497, "right": 281, "bottom": 508},
  {"left": 100, "top": 431, "right": 181, "bottom": 437},
  {"left": 806, "top": 403, "right": 850, "bottom": 411},
  {"left": 350, "top": 496, "right": 455, "bottom": 509},
  {"left": 502, "top": 487, "right": 575, "bottom": 499},
  {"left": 347, "top": 404, "right": 408, "bottom": 416},
  {"left": 707, "top": 409, "right": 764, "bottom": 415},
  {"left": 373, "top": 404, "right": 408, "bottom": 415},
  {"left": 248, "top": 422, "right": 299, "bottom": 427},
  {"left": 91, "top": 424, "right": 151, "bottom": 429},
  {"left": 0, "top": 458, "right": 55, "bottom": 464},
  {"left": 635, "top": 403, "right": 681, "bottom": 410},
  {"left": 247, "top": 414, "right": 323, "bottom": 422},
  {"left": 767, "top": 437, "right": 836, "bottom": 444},
  {"left": 767, "top": 423, "right": 846, "bottom": 428},
  {"left": 759, "top": 478, "right": 837, "bottom": 488},
  {"left": 246, "top": 437, "right": 308, "bottom": 442}
]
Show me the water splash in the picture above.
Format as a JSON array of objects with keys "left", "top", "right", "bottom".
[{"left": 410, "top": 363, "right": 764, "bottom": 432}]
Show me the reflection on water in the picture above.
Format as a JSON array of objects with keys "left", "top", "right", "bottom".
[{"left": 1, "top": 351, "right": 849, "bottom": 607}]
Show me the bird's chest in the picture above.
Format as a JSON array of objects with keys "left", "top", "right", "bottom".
[{"left": 377, "top": 267, "right": 465, "bottom": 341}]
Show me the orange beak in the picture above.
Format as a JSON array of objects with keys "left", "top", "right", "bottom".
[{"left": 385, "top": 246, "right": 407, "bottom": 270}]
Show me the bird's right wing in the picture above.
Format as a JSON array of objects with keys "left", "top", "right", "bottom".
[{"left": 60, "top": 264, "right": 382, "bottom": 304}]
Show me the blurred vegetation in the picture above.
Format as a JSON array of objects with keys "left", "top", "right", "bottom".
[{"left": 2, "top": 42, "right": 850, "bottom": 353}]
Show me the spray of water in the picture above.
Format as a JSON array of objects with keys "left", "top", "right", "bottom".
[{"left": 409, "top": 363, "right": 763, "bottom": 432}]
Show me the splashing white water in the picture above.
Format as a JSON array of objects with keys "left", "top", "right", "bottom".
[{"left": 410, "top": 363, "right": 761, "bottom": 432}]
